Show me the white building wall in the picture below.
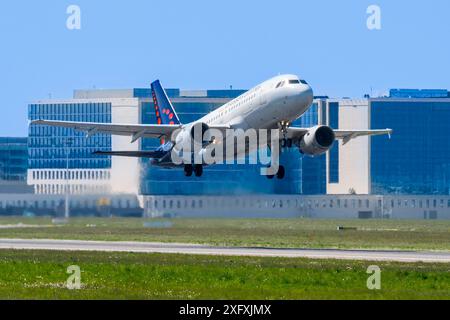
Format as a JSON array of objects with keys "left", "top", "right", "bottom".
[
  {"left": 327, "top": 99, "right": 371, "bottom": 195},
  {"left": 142, "top": 195, "right": 450, "bottom": 220},
  {"left": 110, "top": 98, "right": 140, "bottom": 194},
  {"left": 28, "top": 169, "right": 111, "bottom": 195}
]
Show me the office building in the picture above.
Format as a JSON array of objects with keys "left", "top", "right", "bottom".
[
  {"left": 0, "top": 137, "right": 33, "bottom": 193},
  {"left": 325, "top": 89, "right": 450, "bottom": 196}
]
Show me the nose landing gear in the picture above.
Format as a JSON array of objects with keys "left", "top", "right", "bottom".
[
  {"left": 278, "top": 121, "right": 294, "bottom": 150},
  {"left": 280, "top": 138, "right": 293, "bottom": 148},
  {"left": 278, "top": 121, "right": 290, "bottom": 137}
]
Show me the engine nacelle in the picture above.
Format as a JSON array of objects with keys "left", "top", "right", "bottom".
[
  {"left": 190, "top": 122, "right": 210, "bottom": 144},
  {"left": 299, "top": 125, "right": 335, "bottom": 156},
  {"left": 174, "top": 122, "right": 211, "bottom": 150}
]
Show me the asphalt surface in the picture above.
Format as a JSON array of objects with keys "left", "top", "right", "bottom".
[{"left": 0, "top": 238, "right": 449, "bottom": 263}]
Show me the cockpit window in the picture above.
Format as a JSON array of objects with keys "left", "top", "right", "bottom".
[
  {"left": 300, "top": 80, "right": 308, "bottom": 85},
  {"left": 276, "top": 81, "right": 285, "bottom": 88},
  {"left": 289, "top": 80, "right": 300, "bottom": 84}
]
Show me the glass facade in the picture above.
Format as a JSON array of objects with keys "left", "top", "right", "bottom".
[
  {"left": 328, "top": 102, "right": 339, "bottom": 184},
  {"left": 297, "top": 102, "right": 326, "bottom": 195},
  {"left": 0, "top": 137, "right": 28, "bottom": 181},
  {"left": 28, "top": 103, "right": 112, "bottom": 169},
  {"left": 371, "top": 99, "right": 450, "bottom": 195}
]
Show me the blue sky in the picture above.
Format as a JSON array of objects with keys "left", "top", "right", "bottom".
[{"left": 1, "top": 0, "right": 449, "bottom": 136}]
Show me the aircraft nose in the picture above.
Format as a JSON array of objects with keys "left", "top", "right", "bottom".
[{"left": 301, "top": 84, "right": 314, "bottom": 106}]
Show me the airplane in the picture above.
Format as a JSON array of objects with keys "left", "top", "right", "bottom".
[{"left": 32, "top": 74, "right": 392, "bottom": 179}]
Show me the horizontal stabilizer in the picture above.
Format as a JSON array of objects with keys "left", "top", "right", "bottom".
[{"left": 93, "top": 150, "right": 167, "bottom": 159}]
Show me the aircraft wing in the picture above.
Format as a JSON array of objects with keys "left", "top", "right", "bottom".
[
  {"left": 333, "top": 129, "right": 393, "bottom": 145},
  {"left": 31, "top": 120, "right": 183, "bottom": 142},
  {"left": 32, "top": 120, "right": 232, "bottom": 142},
  {"left": 287, "top": 127, "right": 392, "bottom": 145}
]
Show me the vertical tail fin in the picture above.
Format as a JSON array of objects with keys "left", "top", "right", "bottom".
[{"left": 151, "top": 80, "right": 181, "bottom": 125}]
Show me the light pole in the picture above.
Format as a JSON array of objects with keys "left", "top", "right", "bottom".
[{"left": 64, "top": 138, "right": 74, "bottom": 220}]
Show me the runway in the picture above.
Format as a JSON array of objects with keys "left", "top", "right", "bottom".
[{"left": 0, "top": 238, "right": 449, "bottom": 263}]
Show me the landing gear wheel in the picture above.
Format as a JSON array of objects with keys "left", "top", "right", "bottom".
[
  {"left": 281, "top": 139, "right": 293, "bottom": 149},
  {"left": 184, "top": 165, "right": 193, "bottom": 177},
  {"left": 194, "top": 164, "right": 203, "bottom": 177},
  {"left": 265, "top": 165, "right": 276, "bottom": 179},
  {"left": 277, "top": 165, "right": 286, "bottom": 180}
]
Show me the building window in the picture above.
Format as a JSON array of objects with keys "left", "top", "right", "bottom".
[{"left": 328, "top": 102, "right": 339, "bottom": 184}]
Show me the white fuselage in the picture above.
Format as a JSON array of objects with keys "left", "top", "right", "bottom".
[
  {"left": 178, "top": 74, "right": 314, "bottom": 160},
  {"left": 201, "top": 74, "right": 313, "bottom": 131}
]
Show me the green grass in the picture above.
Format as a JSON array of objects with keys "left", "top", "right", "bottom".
[
  {"left": 0, "top": 250, "right": 448, "bottom": 300},
  {"left": 0, "top": 217, "right": 449, "bottom": 251}
]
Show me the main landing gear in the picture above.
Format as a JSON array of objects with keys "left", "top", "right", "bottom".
[
  {"left": 184, "top": 164, "right": 203, "bottom": 177},
  {"left": 266, "top": 165, "right": 286, "bottom": 180}
]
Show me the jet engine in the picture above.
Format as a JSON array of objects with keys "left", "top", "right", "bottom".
[
  {"left": 174, "top": 122, "right": 211, "bottom": 150},
  {"left": 299, "top": 125, "right": 335, "bottom": 156}
]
